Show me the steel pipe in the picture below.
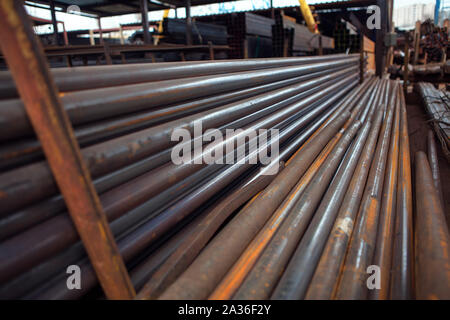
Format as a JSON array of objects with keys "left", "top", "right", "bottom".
[
  {"left": 0, "top": 54, "right": 358, "bottom": 99},
  {"left": 414, "top": 151, "right": 450, "bottom": 300}
]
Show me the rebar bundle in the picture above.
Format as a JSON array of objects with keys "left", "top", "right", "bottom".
[{"left": 415, "top": 82, "right": 450, "bottom": 161}]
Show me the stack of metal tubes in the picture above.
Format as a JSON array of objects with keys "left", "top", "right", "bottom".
[
  {"left": 0, "top": 54, "right": 361, "bottom": 299},
  {"left": 137, "top": 78, "right": 421, "bottom": 300},
  {"left": 0, "top": 55, "right": 447, "bottom": 299},
  {"left": 415, "top": 82, "right": 450, "bottom": 161},
  {"left": 137, "top": 78, "right": 449, "bottom": 300}
]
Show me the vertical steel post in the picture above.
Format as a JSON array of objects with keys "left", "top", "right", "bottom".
[
  {"left": 270, "top": 0, "right": 275, "bottom": 19},
  {"left": 318, "top": 35, "right": 323, "bottom": 55},
  {"left": 98, "top": 16, "right": 104, "bottom": 44},
  {"left": 413, "top": 21, "right": 421, "bottom": 65},
  {"left": 375, "top": 0, "right": 387, "bottom": 76},
  {"left": 0, "top": 0, "right": 135, "bottom": 300},
  {"left": 140, "top": 0, "right": 151, "bottom": 44},
  {"left": 119, "top": 25, "right": 125, "bottom": 44},
  {"left": 50, "top": 0, "right": 58, "bottom": 45},
  {"left": 186, "top": 0, "right": 193, "bottom": 45},
  {"left": 360, "top": 33, "right": 364, "bottom": 83},
  {"left": 208, "top": 41, "right": 214, "bottom": 60},
  {"left": 89, "top": 29, "right": 95, "bottom": 45},
  {"left": 404, "top": 33, "right": 410, "bottom": 93}
]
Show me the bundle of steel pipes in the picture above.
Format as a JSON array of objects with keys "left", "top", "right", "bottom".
[
  {"left": 1, "top": 54, "right": 447, "bottom": 300},
  {"left": 135, "top": 78, "right": 420, "bottom": 301},
  {"left": 0, "top": 54, "right": 364, "bottom": 299},
  {"left": 415, "top": 82, "right": 450, "bottom": 161},
  {"left": 0, "top": 54, "right": 358, "bottom": 170}
]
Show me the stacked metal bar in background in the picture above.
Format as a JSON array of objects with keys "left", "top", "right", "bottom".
[
  {"left": 226, "top": 12, "right": 275, "bottom": 59},
  {"left": 0, "top": 54, "right": 448, "bottom": 300},
  {"left": 161, "top": 18, "right": 229, "bottom": 45},
  {"left": 272, "top": 12, "right": 334, "bottom": 57}
]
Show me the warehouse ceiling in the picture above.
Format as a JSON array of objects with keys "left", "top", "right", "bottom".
[
  {"left": 27, "top": 1, "right": 380, "bottom": 17},
  {"left": 28, "top": 0, "right": 242, "bottom": 17}
]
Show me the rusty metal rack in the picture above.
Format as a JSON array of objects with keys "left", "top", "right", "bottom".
[{"left": 0, "top": 0, "right": 134, "bottom": 299}]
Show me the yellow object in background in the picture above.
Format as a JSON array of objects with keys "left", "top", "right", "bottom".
[
  {"left": 298, "top": 0, "right": 319, "bottom": 34},
  {"left": 154, "top": 9, "right": 170, "bottom": 45}
]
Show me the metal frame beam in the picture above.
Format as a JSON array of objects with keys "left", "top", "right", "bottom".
[
  {"left": 375, "top": 0, "right": 387, "bottom": 76},
  {"left": 49, "top": 0, "right": 58, "bottom": 45},
  {"left": 0, "top": 0, "right": 135, "bottom": 300}
]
